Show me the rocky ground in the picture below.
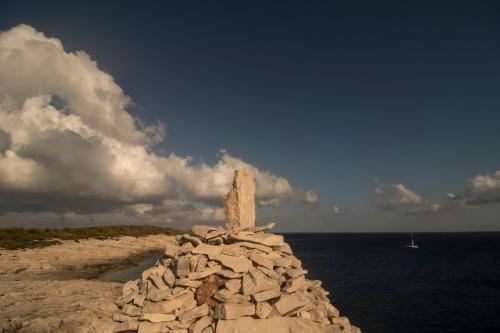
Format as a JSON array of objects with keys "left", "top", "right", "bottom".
[
  {"left": 0, "top": 228, "right": 361, "bottom": 333},
  {"left": 0, "top": 235, "right": 177, "bottom": 332}
]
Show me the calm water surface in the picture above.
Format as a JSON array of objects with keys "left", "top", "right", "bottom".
[
  {"left": 99, "top": 253, "right": 163, "bottom": 282},
  {"left": 102, "top": 233, "right": 500, "bottom": 333},
  {"left": 285, "top": 233, "right": 500, "bottom": 333}
]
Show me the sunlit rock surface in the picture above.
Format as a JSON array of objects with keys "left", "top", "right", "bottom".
[
  {"left": 112, "top": 224, "right": 361, "bottom": 333},
  {"left": 224, "top": 169, "right": 256, "bottom": 231}
]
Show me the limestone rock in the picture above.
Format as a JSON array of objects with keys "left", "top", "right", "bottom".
[
  {"left": 206, "top": 229, "right": 226, "bottom": 239},
  {"left": 256, "top": 266, "right": 281, "bottom": 281},
  {"left": 113, "top": 319, "right": 139, "bottom": 332},
  {"left": 213, "top": 288, "right": 250, "bottom": 303},
  {"left": 165, "top": 244, "right": 181, "bottom": 258},
  {"left": 224, "top": 279, "right": 241, "bottom": 293},
  {"left": 142, "top": 266, "right": 166, "bottom": 282},
  {"left": 137, "top": 322, "right": 164, "bottom": 333},
  {"left": 174, "top": 257, "right": 192, "bottom": 277},
  {"left": 330, "top": 316, "right": 350, "bottom": 327},
  {"left": 215, "top": 317, "right": 344, "bottom": 333},
  {"left": 217, "top": 270, "right": 241, "bottom": 279},
  {"left": 210, "top": 254, "right": 252, "bottom": 273},
  {"left": 285, "top": 268, "right": 308, "bottom": 278},
  {"left": 224, "top": 169, "right": 256, "bottom": 231},
  {"left": 249, "top": 269, "right": 279, "bottom": 293},
  {"left": 237, "top": 241, "right": 273, "bottom": 253},
  {"left": 253, "top": 288, "right": 281, "bottom": 302},
  {"left": 189, "top": 316, "right": 212, "bottom": 333},
  {"left": 241, "top": 273, "right": 254, "bottom": 296},
  {"left": 160, "top": 290, "right": 195, "bottom": 314},
  {"left": 202, "top": 327, "right": 214, "bottom": 333},
  {"left": 175, "top": 278, "right": 203, "bottom": 288},
  {"left": 214, "top": 303, "right": 255, "bottom": 320},
  {"left": 255, "top": 302, "right": 272, "bottom": 319},
  {"left": 192, "top": 243, "right": 223, "bottom": 256},
  {"left": 190, "top": 225, "right": 211, "bottom": 238},
  {"left": 122, "top": 279, "right": 139, "bottom": 295},
  {"left": 141, "top": 312, "right": 176, "bottom": 322},
  {"left": 179, "top": 304, "right": 209, "bottom": 323},
  {"left": 244, "top": 223, "right": 276, "bottom": 233},
  {"left": 284, "top": 276, "right": 306, "bottom": 293},
  {"left": 180, "top": 242, "right": 195, "bottom": 254},
  {"left": 227, "top": 232, "right": 284, "bottom": 247},
  {"left": 290, "top": 256, "right": 302, "bottom": 269},
  {"left": 274, "top": 243, "right": 293, "bottom": 255},
  {"left": 122, "top": 304, "right": 140, "bottom": 316},
  {"left": 150, "top": 273, "right": 168, "bottom": 290},
  {"left": 273, "top": 256, "right": 292, "bottom": 268},
  {"left": 221, "top": 244, "right": 244, "bottom": 256},
  {"left": 147, "top": 287, "right": 172, "bottom": 302},
  {"left": 274, "top": 293, "right": 307, "bottom": 316},
  {"left": 249, "top": 251, "right": 274, "bottom": 270},
  {"left": 163, "top": 268, "right": 176, "bottom": 287},
  {"left": 182, "top": 234, "right": 203, "bottom": 246},
  {"left": 188, "top": 265, "right": 222, "bottom": 280},
  {"left": 112, "top": 313, "right": 133, "bottom": 322},
  {"left": 196, "top": 256, "right": 209, "bottom": 272}
]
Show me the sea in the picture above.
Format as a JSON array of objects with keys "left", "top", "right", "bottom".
[
  {"left": 285, "top": 233, "right": 500, "bottom": 333},
  {"left": 101, "top": 232, "right": 500, "bottom": 333}
]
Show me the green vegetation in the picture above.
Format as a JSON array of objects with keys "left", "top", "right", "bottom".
[{"left": 0, "top": 225, "right": 184, "bottom": 250}]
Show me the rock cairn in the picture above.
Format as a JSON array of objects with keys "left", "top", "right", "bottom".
[{"left": 112, "top": 170, "right": 361, "bottom": 333}]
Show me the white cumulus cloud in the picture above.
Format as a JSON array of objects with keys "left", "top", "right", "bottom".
[
  {"left": 0, "top": 24, "right": 318, "bottom": 225},
  {"left": 373, "top": 181, "right": 446, "bottom": 215},
  {"left": 374, "top": 183, "right": 423, "bottom": 210}
]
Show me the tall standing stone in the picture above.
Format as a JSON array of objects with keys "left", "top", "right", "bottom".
[{"left": 224, "top": 169, "right": 256, "bottom": 231}]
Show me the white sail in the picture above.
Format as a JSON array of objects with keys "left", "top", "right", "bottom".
[{"left": 407, "top": 232, "right": 418, "bottom": 249}]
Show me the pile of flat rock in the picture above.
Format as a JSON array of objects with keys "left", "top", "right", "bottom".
[{"left": 112, "top": 223, "right": 361, "bottom": 333}]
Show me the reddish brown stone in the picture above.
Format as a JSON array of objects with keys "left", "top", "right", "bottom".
[{"left": 195, "top": 274, "right": 221, "bottom": 307}]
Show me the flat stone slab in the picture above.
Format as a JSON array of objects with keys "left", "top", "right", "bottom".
[
  {"left": 274, "top": 293, "right": 306, "bottom": 315},
  {"left": 227, "top": 233, "right": 284, "bottom": 247},
  {"left": 216, "top": 317, "right": 345, "bottom": 333},
  {"left": 140, "top": 313, "right": 176, "bottom": 323},
  {"left": 209, "top": 254, "right": 253, "bottom": 273},
  {"left": 191, "top": 225, "right": 224, "bottom": 240},
  {"left": 214, "top": 303, "right": 255, "bottom": 320}
]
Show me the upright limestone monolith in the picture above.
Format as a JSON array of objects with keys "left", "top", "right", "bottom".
[{"left": 224, "top": 169, "right": 256, "bottom": 231}]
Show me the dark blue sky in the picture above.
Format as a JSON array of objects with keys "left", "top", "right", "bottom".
[{"left": 2, "top": 1, "right": 499, "bottom": 231}]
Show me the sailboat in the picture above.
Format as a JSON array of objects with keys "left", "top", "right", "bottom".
[{"left": 406, "top": 232, "right": 419, "bottom": 249}]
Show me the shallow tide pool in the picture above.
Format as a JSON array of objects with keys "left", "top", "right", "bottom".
[{"left": 98, "top": 253, "right": 163, "bottom": 283}]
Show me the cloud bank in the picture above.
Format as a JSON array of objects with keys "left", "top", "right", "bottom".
[
  {"left": 0, "top": 24, "right": 318, "bottom": 225},
  {"left": 373, "top": 169, "right": 500, "bottom": 216}
]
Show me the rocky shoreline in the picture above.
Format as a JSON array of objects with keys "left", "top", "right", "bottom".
[{"left": 0, "top": 235, "right": 177, "bottom": 332}]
